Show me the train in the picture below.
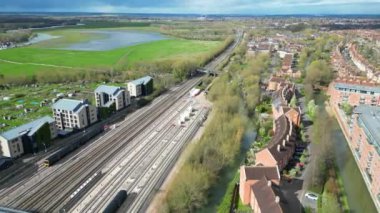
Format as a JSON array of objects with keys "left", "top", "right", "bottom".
[
  {"left": 60, "top": 171, "right": 103, "bottom": 213},
  {"left": 103, "top": 190, "right": 128, "bottom": 213},
  {"left": 43, "top": 126, "right": 103, "bottom": 167}
]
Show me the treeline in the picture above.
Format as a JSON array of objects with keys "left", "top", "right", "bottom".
[
  {"left": 159, "top": 42, "right": 269, "bottom": 212},
  {"left": 0, "top": 16, "right": 79, "bottom": 33},
  {"left": 0, "top": 29, "right": 33, "bottom": 43},
  {"left": 158, "top": 21, "right": 234, "bottom": 41}
]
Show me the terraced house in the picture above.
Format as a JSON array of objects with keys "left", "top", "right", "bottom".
[{"left": 239, "top": 78, "right": 300, "bottom": 212}]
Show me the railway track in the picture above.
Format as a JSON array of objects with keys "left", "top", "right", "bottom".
[
  {"left": 62, "top": 94, "right": 191, "bottom": 212},
  {"left": 5, "top": 78, "right": 201, "bottom": 212},
  {"left": 127, "top": 108, "right": 208, "bottom": 212}
]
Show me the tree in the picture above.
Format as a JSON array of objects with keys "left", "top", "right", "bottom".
[
  {"left": 341, "top": 102, "right": 353, "bottom": 115},
  {"left": 305, "top": 60, "right": 333, "bottom": 86},
  {"left": 307, "top": 100, "right": 318, "bottom": 120},
  {"left": 290, "top": 95, "right": 297, "bottom": 107},
  {"left": 34, "top": 123, "right": 52, "bottom": 151}
]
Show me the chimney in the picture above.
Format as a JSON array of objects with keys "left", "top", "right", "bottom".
[
  {"left": 286, "top": 135, "right": 290, "bottom": 141},
  {"left": 275, "top": 196, "right": 280, "bottom": 203},
  {"left": 283, "top": 139, "right": 286, "bottom": 147},
  {"left": 289, "top": 123, "right": 293, "bottom": 135},
  {"left": 267, "top": 181, "right": 272, "bottom": 187},
  {"left": 277, "top": 144, "right": 281, "bottom": 152}
]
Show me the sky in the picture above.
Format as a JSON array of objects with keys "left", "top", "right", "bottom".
[{"left": 1, "top": 0, "right": 380, "bottom": 15}]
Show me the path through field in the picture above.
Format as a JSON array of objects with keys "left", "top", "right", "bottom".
[{"left": 0, "top": 58, "right": 76, "bottom": 69}]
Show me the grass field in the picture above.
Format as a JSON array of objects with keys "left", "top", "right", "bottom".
[{"left": 0, "top": 28, "right": 222, "bottom": 77}]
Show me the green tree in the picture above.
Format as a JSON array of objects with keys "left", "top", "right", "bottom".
[
  {"left": 290, "top": 95, "right": 297, "bottom": 107},
  {"left": 34, "top": 123, "right": 52, "bottom": 151},
  {"left": 307, "top": 100, "right": 318, "bottom": 120}
]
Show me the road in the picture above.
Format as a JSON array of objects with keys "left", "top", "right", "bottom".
[{"left": 0, "top": 31, "right": 243, "bottom": 212}]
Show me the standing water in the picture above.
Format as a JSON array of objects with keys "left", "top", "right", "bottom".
[{"left": 332, "top": 120, "right": 377, "bottom": 213}]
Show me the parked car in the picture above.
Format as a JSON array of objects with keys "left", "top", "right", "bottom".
[{"left": 305, "top": 192, "right": 318, "bottom": 201}]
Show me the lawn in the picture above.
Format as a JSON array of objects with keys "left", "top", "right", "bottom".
[{"left": 0, "top": 39, "right": 221, "bottom": 77}]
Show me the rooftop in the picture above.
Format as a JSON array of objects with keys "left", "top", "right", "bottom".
[
  {"left": 335, "top": 82, "right": 380, "bottom": 94},
  {"left": 129, "top": 76, "right": 153, "bottom": 86},
  {"left": 0, "top": 116, "right": 54, "bottom": 141},
  {"left": 52, "top": 99, "right": 88, "bottom": 112},
  {"left": 95, "top": 85, "right": 124, "bottom": 96},
  {"left": 251, "top": 177, "right": 282, "bottom": 213},
  {"left": 354, "top": 105, "right": 380, "bottom": 149},
  {"left": 243, "top": 165, "right": 281, "bottom": 181}
]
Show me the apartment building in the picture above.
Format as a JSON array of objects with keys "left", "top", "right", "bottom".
[
  {"left": 328, "top": 77, "right": 380, "bottom": 107},
  {"left": 0, "top": 116, "right": 57, "bottom": 158},
  {"left": 52, "top": 99, "right": 98, "bottom": 131},
  {"left": 349, "top": 105, "right": 380, "bottom": 208},
  {"left": 95, "top": 85, "right": 131, "bottom": 111},
  {"left": 127, "top": 76, "right": 153, "bottom": 97}
]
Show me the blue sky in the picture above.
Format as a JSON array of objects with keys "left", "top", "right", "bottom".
[{"left": 1, "top": 0, "right": 380, "bottom": 14}]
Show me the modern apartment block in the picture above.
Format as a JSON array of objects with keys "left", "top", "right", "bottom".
[
  {"left": 349, "top": 105, "right": 380, "bottom": 208},
  {"left": 52, "top": 99, "right": 98, "bottom": 131},
  {"left": 95, "top": 85, "right": 131, "bottom": 111},
  {"left": 0, "top": 116, "right": 57, "bottom": 158},
  {"left": 329, "top": 77, "right": 380, "bottom": 210},
  {"left": 328, "top": 77, "right": 380, "bottom": 107},
  {"left": 127, "top": 76, "right": 153, "bottom": 97}
]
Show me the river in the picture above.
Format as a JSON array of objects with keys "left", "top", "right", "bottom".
[{"left": 332, "top": 119, "right": 378, "bottom": 213}]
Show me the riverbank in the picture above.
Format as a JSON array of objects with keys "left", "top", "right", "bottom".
[{"left": 327, "top": 104, "right": 379, "bottom": 212}]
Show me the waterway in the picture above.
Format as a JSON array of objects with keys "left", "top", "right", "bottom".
[
  {"left": 60, "top": 30, "right": 168, "bottom": 51},
  {"left": 331, "top": 119, "right": 378, "bottom": 213}
]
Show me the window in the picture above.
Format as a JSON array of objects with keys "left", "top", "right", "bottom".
[{"left": 16, "top": 143, "right": 20, "bottom": 152}]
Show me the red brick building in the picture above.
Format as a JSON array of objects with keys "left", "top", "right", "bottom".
[
  {"left": 328, "top": 78, "right": 380, "bottom": 107},
  {"left": 239, "top": 166, "right": 280, "bottom": 207}
]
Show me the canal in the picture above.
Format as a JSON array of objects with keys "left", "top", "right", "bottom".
[{"left": 331, "top": 119, "right": 378, "bottom": 213}]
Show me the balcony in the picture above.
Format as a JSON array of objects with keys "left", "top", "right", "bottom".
[{"left": 365, "top": 168, "right": 373, "bottom": 183}]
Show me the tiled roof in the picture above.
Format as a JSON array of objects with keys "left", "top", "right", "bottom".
[
  {"left": 52, "top": 99, "right": 88, "bottom": 112},
  {"left": 243, "top": 166, "right": 280, "bottom": 181},
  {"left": 268, "top": 115, "right": 295, "bottom": 162},
  {"left": 251, "top": 177, "right": 283, "bottom": 213},
  {"left": 0, "top": 116, "right": 54, "bottom": 141},
  {"left": 95, "top": 85, "right": 123, "bottom": 96}
]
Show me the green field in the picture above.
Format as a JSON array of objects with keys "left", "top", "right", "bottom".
[{"left": 0, "top": 29, "right": 221, "bottom": 77}]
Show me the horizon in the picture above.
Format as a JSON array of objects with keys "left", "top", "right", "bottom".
[{"left": 1, "top": 0, "right": 380, "bottom": 15}]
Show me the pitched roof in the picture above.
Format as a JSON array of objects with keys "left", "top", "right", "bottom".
[
  {"left": 243, "top": 166, "right": 280, "bottom": 181},
  {"left": 52, "top": 99, "right": 88, "bottom": 112},
  {"left": 267, "top": 115, "right": 295, "bottom": 162},
  {"left": 95, "top": 85, "right": 123, "bottom": 96},
  {"left": 129, "top": 76, "right": 153, "bottom": 86},
  {"left": 0, "top": 116, "right": 54, "bottom": 141},
  {"left": 251, "top": 177, "right": 283, "bottom": 213}
]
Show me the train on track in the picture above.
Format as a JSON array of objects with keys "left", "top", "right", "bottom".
[
  {"left": 43, "top": 127, "right": 103, "bottom": 167},
  {"left": 103, "top": 190, "right": 128, "bottom": 213}
]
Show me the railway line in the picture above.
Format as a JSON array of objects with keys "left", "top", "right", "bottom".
[
  {"left": 66, "top": 96, "right": 192, "bottom": 212},
  {"left": 127, "top": 108, "right": 209, "bottom": 213},
  {"left": 3, "top": 78, "right": 201, "bottom": 212},
  {"left": 1, "top": 30, "right": 243, "bottom": 212}
]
